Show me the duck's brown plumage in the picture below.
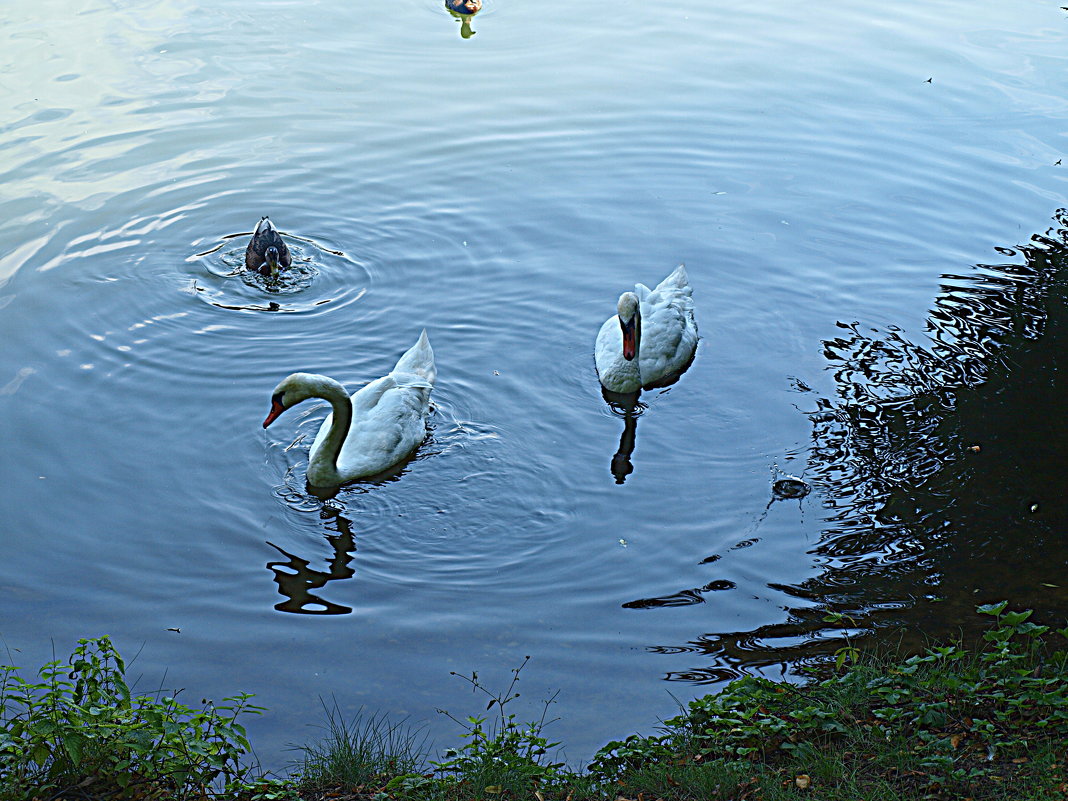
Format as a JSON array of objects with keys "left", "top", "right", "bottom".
[{"left": 244, "top": 216, "right": 293, "bottom": 276}]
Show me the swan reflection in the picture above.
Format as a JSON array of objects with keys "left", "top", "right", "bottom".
[
  {"left": 601, "top": 389, "right": 644, "bottom": 484},
  {"left": 266, "top": 507, "right": 356, "bottom": 615}
]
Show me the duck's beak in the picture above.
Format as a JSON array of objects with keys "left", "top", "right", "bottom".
[
  {"left": 263, "top": 394, "right": 285, "bottom": 428},
  {"left": 620, "top": 316, "right": 637, "bottom": 360}
]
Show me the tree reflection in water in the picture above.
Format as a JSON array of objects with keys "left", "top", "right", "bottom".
[
  {"left": 267, "top": 504, "right": 357, "bottom": 615},
  {"left": 634, "top": 210, "right": 1068, "bottom": 682}
]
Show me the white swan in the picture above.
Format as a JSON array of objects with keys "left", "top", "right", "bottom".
[
  {"left": 595, "top": 264, "right": 698, "bottom": 393},
  {"left": 263, "top": 330, "right": 436, "bottom": 486}
]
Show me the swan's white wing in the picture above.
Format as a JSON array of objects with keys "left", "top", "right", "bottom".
[
  {"left": 637, "top": 265, "right": 697, "bottom": 386},
  {"left": 332, "top": 374, "right": 431, "bottom": 478},
  {"left": 305, "top": 371, "right": 432, "bottom": 481}
]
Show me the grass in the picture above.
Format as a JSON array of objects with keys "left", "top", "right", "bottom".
[
  {"left": 295, "top": 703, "right": 431, "bottom": 792},
  {"left": 2, "top": 603, "right": 1067, "bottom": 800}
]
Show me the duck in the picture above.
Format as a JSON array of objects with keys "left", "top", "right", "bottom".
[
  {"left": 446, "top": 0, "right": 481, "bottom": 14},
  {"left": 595, "top": 264, "right": 698, "bottom": 394},
  {"left": 245, "top": 216, "right": 292, "bottom": 278},
  {"left": 263, "top": 330, "right": 436, "bottom": 486}
]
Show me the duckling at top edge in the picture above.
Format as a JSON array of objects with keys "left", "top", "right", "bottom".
[{"left": 245, "top": 216, "right": 293, "bottom": 278}]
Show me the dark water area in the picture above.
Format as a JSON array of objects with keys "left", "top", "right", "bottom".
[{"left": 1, "top": 0, "right": 1067, "bottom": 769}]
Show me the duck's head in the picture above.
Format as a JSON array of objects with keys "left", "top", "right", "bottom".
[
  {"left": 446, "top": 0, "right": 481, "bottom": 15},
  {"left": 263, "top": 246, "right": 281, "bottom": 278},
  {"left": 617, "top": 292, "right": 641, "bottom": 360}
]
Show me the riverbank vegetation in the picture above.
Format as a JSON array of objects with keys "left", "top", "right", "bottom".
[{"left": 2, "top": 603, "right": 1066, "bottom": 800}]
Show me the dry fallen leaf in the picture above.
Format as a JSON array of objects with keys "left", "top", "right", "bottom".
[
  {"left": 485, "top": 786, "right": 502, "bottom": 794},
  {"left": 950, "top": 734, "right": 963, "bottom": 749},
  {"left": 795, "top": 774, "right": 812, "bottom": 789},
  {"left": 1013, "top": 757, "right": 1030, "bottom": 764}
]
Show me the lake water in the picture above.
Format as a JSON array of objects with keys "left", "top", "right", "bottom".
[{"left": 1, "top": 0, "right": 1066, "bottom": 770}]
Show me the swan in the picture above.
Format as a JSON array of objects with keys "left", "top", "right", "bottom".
[
  {"left": 263, "top": 330, "right": 436, "bottom": 486},
  {"left": 245, "top": 216, "right": 292, "bottom": 278},
  {"left": 595, "top": 264, "right": 698, "bottom": 393}
]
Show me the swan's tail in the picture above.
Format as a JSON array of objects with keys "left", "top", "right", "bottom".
[
  {"left": 638, "top": 264, "right": 691, "bottom": 303},
  {"left": 658, "top": 263, "right": 690, "bottom": 291},
  {"left": 392, "top": 329, "right": 436, "bottom": 385}
]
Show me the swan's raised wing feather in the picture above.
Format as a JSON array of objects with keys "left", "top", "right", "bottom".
[
  {"left": 392, "top": 329, "right": 436, "bottom": 384},
  {"left": 637, "top": 264, "right": 697, "bottom": 386}
]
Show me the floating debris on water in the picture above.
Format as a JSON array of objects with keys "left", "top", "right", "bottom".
[{"left": 773, "top": 476, "right": 810, "bottom": 500}]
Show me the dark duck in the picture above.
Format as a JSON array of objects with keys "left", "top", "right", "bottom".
[{"left": 245, "top": 217, "right": 292, "bottom": 278}]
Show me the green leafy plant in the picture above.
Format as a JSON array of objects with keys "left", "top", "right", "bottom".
[
  {"left": 592, "top": 603, "right": 1068, "bottom": 799},
  {"left": 432, "top": 656, "right": 566, "bottom": 797},
  {"left": 0, "top": 636, "right": 264, "bottom": 800}
]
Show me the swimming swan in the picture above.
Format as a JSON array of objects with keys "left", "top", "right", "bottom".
[
  {"left": 263, "top": 330, "right": 436, "bottom": 486},
  {"left": 245, "top": 216, "right": 292, "bottom": 278},
  {"left": 595, "top": 264, "right": 698, "bottom": 393}
]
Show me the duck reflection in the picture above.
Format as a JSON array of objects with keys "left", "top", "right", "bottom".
[
  {"left": 266, "top": 505, "right": 356, "bottom": 615},
  {"left": 445, "top": 0, "right": 482, "bottom": 39},
  {"left": 631, "top": 209, "right": 1068, "bottom": 682}
]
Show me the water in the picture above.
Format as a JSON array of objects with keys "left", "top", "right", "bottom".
[{"left": 1, "top": 0, "right": 1067, "bottom": 769}]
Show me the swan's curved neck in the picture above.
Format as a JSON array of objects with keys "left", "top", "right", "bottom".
[{"left": 307, "top": 378, "right": 353, "bottom": 486}]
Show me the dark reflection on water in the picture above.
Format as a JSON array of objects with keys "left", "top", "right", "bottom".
[
  {"left": 599, "top": 353, "right": 697, "bottom": 484},
  {"left": 602, "top": 391, "right": 643, "bottom": 484},
  {"left": 644, "top": 210, "right": 1068, "bottom": 680},
  {"left": 267, "top": 505, "right": 356, "bottom": 615}
]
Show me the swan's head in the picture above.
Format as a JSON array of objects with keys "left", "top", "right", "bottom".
[
  {"left": 617, "top": 292, "right": 641, "bottom": 360},
  {"left": 263, "top": 372, "right": 322, "bottom": 428}
]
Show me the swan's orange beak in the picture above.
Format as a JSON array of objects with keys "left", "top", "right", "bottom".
[
  {"left": 620, "top": 316, "right": 637, "bottom": 361},
  {"left": 263, "top": 394, "right": 285, "bottom": 428}
]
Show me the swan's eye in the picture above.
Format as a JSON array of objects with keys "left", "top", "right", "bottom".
[{"left": 272, "top": 391, "right": 284, "bottom": 407}]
